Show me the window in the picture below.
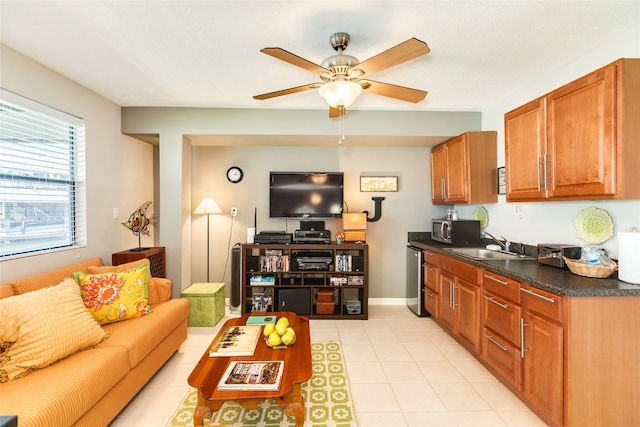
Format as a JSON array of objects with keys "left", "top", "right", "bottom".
[{"left": 0, "top": 90, "right": 86, "bottom": 259}]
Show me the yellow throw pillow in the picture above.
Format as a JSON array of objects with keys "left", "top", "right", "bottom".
[
  {"left": 0, "top": 278, "right": 108, "bottom": 383},
  {"left": 74, "top": 263, "right": 151, "bottom": 325}
]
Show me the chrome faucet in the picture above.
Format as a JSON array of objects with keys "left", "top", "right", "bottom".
[{"left": 484, "top": 232, "right": 511, "bottom": 252}]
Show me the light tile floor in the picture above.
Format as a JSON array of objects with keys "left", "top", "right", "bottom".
[{"left": 110, "top": 304, "right": 548, "bottom": 427}]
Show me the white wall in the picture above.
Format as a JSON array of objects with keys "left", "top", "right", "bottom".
[
  {"left": 455, "top": 25, "right": 640, "bottom": 259},
  {"left": 191, "top": 145, "right": 442, "bottom": 299},
  {"left": 0, "top": 46, "right": 155, "bottom": 283}
]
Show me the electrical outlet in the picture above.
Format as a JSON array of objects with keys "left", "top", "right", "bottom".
[{"left": 231, "top": 207, "right": 238, "bottom": 217}]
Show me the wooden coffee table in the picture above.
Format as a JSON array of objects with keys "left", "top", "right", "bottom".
[{"left": 187, "top": 312, "right": 312, "bottom": 427}]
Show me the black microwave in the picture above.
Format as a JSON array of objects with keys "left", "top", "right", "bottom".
[{"left": 431, "top": 219, "right": 481, "bottom": 245}]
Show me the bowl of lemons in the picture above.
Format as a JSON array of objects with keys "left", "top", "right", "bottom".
[{"left": 264, "top": 316, "right": 296, "bottom": 348}]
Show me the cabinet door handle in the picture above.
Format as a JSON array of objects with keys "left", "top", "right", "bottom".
[
  {"left": 543, "top": 154, "right": 549, "bottom": 190},
  {"left": 484, "top": 294, "right": 508, "bottom": 309},
  {"left": 484, "top": 274, "right": 508, "bottom": 286},
  {"left": 426, "top": 266, "right": 436, "bottom": 272},
  {"left": 520, "top": 317, "right": 528, "bottom": 359},
  {"left": 485, "top": 333, "right": 508, "bottom": 351},
  {"left": 520, "top": 287, "right": 555, "bottom": 303},
  {"left": 449, "top": 281, "right": 457, "bottom": 308},
  {"left": 441, "top": 178, "right": 446, "bottom": 198},
  {"left": 452, "top": 283, "right": 458, "bottom": 308},
  {"left": 537, "top": 157, "right": 542, "bottom": 192}
]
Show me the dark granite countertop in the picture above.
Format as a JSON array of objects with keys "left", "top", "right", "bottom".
[{"left": 408, "top": 237, "right": 640, "bottom": 297}]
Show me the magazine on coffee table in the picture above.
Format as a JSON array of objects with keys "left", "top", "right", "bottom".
[
  {"left": 209, "top": 325, "right": 262, "bottom": 357},
  {"left": 217, "top": 360, "right": 284, "bottom": 391}
]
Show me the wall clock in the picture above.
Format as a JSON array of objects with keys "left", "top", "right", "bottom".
[{"left": 226, "top": 166, "right": 244, "bottom": 183}]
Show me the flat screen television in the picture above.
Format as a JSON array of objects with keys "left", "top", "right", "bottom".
[{"left": 269, "top": 172, "right": 344, "bottom": 218}]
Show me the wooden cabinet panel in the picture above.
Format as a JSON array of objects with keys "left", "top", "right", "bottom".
[
  {"left": 112, "top": 246, "right": 166, "bottom": 278},
  {"left": 482, "top": 327, "right": 523, "bottom": 390},
  {"left": 457, "top": 278, "right": 480, "bottom": 352},
  {"left": 438, "top": 271, "right": 455, "bottom": 332},
  {"left": 523, "top": 312, "right": 563, "bottom": 427},
  {"left": 443, "top": 135, "right": 468, "bottom": 202},
  {"left": 505, "top": 97, "right": 546, "bottom": 201},
  {"left": 505, "top": 58, "right": 640, "bottom": 201},
  {"left": 521, "top": 285, "right": 563, "bottom": 323},
  {"left": 483, "top": 291, "right": 521, "bottom": 346},
  {"left": 430, "top": 131, "right": 497, "bottom": 204},
  {"left": 482, "top": 271, "right": 521, "bottom": 303},
  {"left": 430, "top": 144, "right": 447, "bottom": 203},
  {"left": 547, "top": 64, "right": 616, "bottom": 198},
  {"left": 436, "top": 256, "right": 481, "bottom": 352},
  {"left": 424, "top": 287, "right": 439, "bottom": 319},
  {"left": 440, "top": 255, "right": 480, "bottom": 284}
]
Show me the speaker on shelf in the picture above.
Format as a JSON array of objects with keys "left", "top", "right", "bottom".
[
  {"left": 230, "top": 244, "right": 241, "bottom": 309},
  {"left": 246, "top": 256, "right": 260, "bottom": 272},
  {"left": 352, "top": 256, "right": 365, "bottom": 272},
  {"left": 300, "top": 220, "right": 325, "bottom": 231}
]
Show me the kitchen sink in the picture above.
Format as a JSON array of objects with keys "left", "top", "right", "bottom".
[{"left": 444, "top": 247, "right": 535, "bottom": 261}]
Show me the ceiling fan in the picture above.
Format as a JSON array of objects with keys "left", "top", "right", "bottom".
[{"left": 253, "top": 32, "right": 430, "bottom": 118}]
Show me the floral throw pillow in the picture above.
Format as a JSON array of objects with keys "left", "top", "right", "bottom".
[{"left": 74, "top": 263, "right": 151, "bottom": 325}]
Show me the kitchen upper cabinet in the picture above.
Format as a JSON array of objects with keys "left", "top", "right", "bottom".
[
  {"left": 430, "top": 131, "right": 497, "bottom": 204},
  {"left": 505, "top": 58, "right": 640, "bottom": 201}
]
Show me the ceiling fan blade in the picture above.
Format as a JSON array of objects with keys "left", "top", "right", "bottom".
[
  {"left": 260, "top": 47, "right": 326, "bottom": 74},
  {"left": 356, "top": 38, "right": 430, "bottom": 76},
  {"left": 359, "top": 80, "right": 428, "bottom": 103},
  {"left": 253, "top": 83, "right": 319, "bottom": 100},
  {"left": 329, "top": 107, "right": 345, "bottom": 118}
]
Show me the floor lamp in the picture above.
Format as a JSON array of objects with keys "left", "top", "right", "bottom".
[{"left": 193, "top": 197, "right": 222, "bottom": 282}]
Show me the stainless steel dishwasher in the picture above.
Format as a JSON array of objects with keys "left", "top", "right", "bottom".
[{"left": 407, "top": 245, "right": 430, "bottom": 317}]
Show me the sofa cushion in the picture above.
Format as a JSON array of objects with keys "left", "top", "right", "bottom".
[
  {"left": 74, "top": 263, "right": 151, "bottom": 325},
  {"left": 100, "top": 298, "right": 189, "bottom": 368},
  {"left": 5, "top": 257, "right": 104, "bottom": 295},
  {"left": 0, "top": 284, "right": 14, "bottom": 300},
  {"left": 86, "top": 258, "right": 162, "bottom": 302},
  {"left": 0, "top": 278, "right": 109, "bottom": 383},
  {"left": 0, "top": 346, "right": 129, "bottom": 427}
]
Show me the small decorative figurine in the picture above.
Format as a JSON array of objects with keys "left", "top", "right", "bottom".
[{"left": 121, "top": 201, "right": 156, "bottom": 251}]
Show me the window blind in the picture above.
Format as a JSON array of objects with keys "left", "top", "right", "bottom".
[{"left": 0, "top": 90, "right": 86, "bottom": 258}]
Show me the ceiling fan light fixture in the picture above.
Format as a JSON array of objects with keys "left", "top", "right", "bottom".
[{"left": 318, "top": 81, "right": 363, "bottom": 108}]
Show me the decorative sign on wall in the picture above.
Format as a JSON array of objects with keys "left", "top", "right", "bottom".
[
  {"left": 360, "top": 176, "right": 398, "bottom": 192},
  {"left": 497, "top": 167, "right": 506, "bottom": 195}
]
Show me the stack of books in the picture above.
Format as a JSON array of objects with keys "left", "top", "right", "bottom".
[{"left": 217, "top": 360, "right": 284, "bottom": 391}]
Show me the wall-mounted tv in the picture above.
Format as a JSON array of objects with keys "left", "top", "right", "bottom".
[{"left": 269, "top": 172, "right": 344, "bottom": 218}]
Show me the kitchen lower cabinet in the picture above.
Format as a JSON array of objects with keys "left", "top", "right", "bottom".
[
  {"left": 523, "top": 310, "right": 563, "bottom": 426},
  {"left": 436, "top": 255, "right": 481, "bottom": 353},
  {"left": 430, "top": 256, "right": 640, "bottom": 427},
  {"left": 423, "top": 249, "right": 440, "bottom": 318},
  {"left": 482, "top": 271, "right": 524, "bottom": 390}
]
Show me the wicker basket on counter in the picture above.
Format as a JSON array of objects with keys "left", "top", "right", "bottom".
[{"left": 563, "top": 256, "right": 618, "bottom": 279}]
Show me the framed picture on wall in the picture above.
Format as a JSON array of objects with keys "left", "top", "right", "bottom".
[
  {"left": 360, "top": 176, "right": 398, "bottom": 192},
  {"left": 497, "top": 167, "right": 506, "bottom": 195}
]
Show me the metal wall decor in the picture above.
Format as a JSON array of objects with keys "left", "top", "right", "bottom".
[{"left": 497, "top": 167, "right": 506, "bottom": 195}]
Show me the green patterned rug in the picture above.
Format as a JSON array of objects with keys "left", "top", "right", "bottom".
[{"left": 166, "top": 342, "right": 357, "bottom": 427}]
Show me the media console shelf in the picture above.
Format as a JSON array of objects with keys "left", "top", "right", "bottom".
[{"left": 240, "top": 243, "right": 368, "bottom": 319}]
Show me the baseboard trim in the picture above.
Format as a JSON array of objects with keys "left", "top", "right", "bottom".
[{"left": 368, "top": 298, "right": 407, "bottom": 306}]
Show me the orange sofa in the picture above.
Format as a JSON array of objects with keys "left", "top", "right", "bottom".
[{"left": 0, "top": 257, "right": 189, "bottom": 427}]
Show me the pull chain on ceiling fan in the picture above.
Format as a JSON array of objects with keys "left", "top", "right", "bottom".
[{"left": 253, "top": 32, "right": 430, "bottom": 118}]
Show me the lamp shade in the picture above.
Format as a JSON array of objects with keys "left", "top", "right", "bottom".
[
  {"left": 193, "top": 197, "right": 222, "bottom": 214},
  {"left": 318, "top": 81, "right": 363, "bottom": 108},
  {"left": 342, "top": 213, "right": 367, "bottom": 230}
]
